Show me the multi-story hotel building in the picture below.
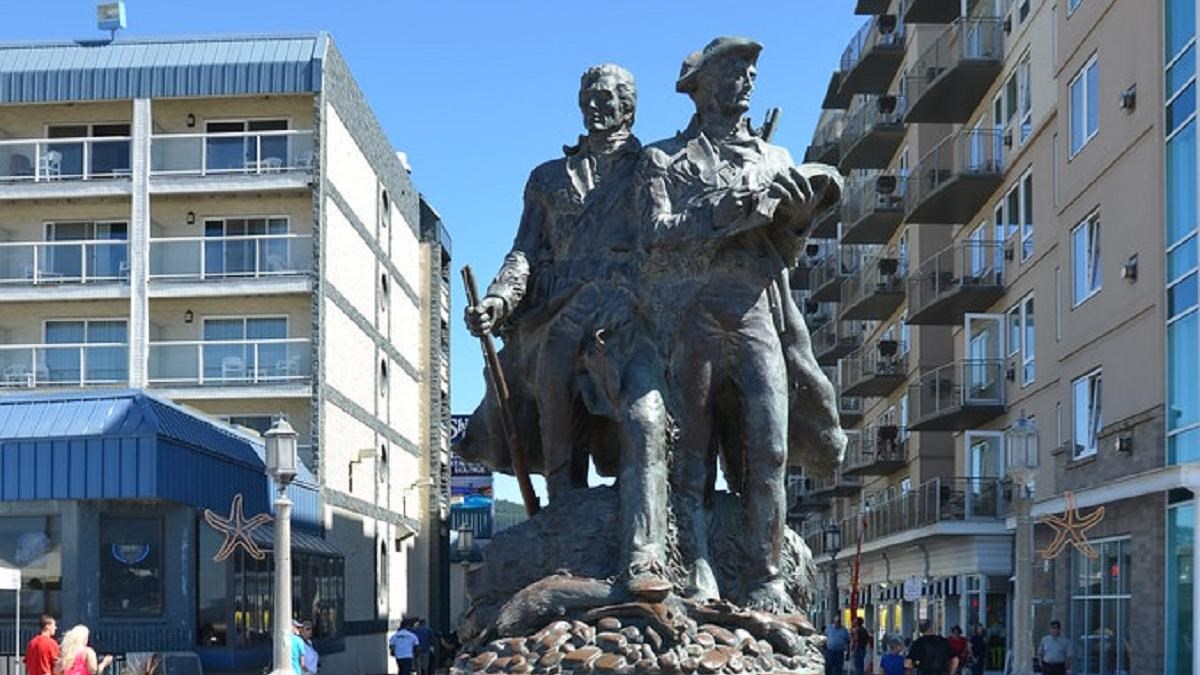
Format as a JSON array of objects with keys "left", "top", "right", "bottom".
[
  {"left": 0, "top": 33, "right": 451, "bottom": 674},
  {"left": 789, "top": 1, "right": 1200, "bottom": 672}
]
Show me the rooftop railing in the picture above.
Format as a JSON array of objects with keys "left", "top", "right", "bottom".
[
  {"left": 0, "top": 135, "right": 132, "bottom": 182},
  {"left": 0, "top": 240, "right": 129, "bottom": 284},
  {"left": 150, "top": 130, "right": 314, "bottom": 177},
  {"left": 147, "top": 338, "right": 311, "bottom": 386},
  {"left": 149, "top": 234, "right": 313, "bottom": 280}
]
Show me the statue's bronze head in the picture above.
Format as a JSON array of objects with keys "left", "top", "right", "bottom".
[
  {"left": 676, "top": 37, "right": 763, "bottom": 118},
  {"left": 579, "top": 64, "right": 637, "bottom": 134}
]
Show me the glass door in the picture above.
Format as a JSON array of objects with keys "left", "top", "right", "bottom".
[
  {"left": 964, "top": 313, "right": 1005, "bottom": 404},
  {"left": 965, "top": 431, "right": 1003, "bottom": 516}
]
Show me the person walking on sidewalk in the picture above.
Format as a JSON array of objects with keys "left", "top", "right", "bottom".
[
  {"left": 55, "top": 625, "right": 112, "bottom": 675},
  {"left": 1037, "top": 621, "right": 1072, "bottom": 675},
  {"left": 25, "top": 614, "right": 59, "bottom": 675},
  {"left": 390, "top": 619, "right": 420, "bottom": 675}
]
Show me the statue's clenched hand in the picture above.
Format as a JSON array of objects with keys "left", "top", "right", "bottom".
[{"left": 465, "top": 296, "right": 508, "bottom": 337}]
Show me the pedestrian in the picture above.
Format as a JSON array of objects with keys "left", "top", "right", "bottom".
[
  {"left": 906, "top": 620, "right": 956, "bottom": 675},
  {"left": 412, "top": 617, "right": 436, "bottom": 675},
  {"left": 851, "top": 617, "right": 871, "bottom": 675},
  {"left": 967, "top": 624, "right": 987, "bottom": 675},
  {"left": 301, "top": 621, "right": 319, "bottom": 674},
  {"left": 289, "top": 619, "right": 307, "bottom": 675},
  {"left": 825, "top": 616, "right": 850, "bottom": 675},
  {"left": 25, "top": 614, "right": 60, "bottom": 675},
  {"left": 55, "top": 625, "right": 113, "bottom": 675},
  {"left": 947, "top": 626, "right": 967, "bottom": 673},
  {"left": 1036, "top": 620, "right": 1071, "bottom": 675},
  {"left": 389, "top": 619, "right": 420, "bottom": 675},
  {"left": 878, "top": 639, "right": 906, "bottom": 675}
]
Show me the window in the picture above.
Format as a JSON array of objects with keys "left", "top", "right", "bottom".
[
  {"left": 1018, "top": 0, "right": 1030, "bottom": 22},
  {"left": 1070, "top": 538, "right": 1131, "bottom": 673},
  {"left": 101, "top": 516, "right": 163, "bottom": 616},
  {"left": 46, "top": 123, "right": 131, "bottom": 177},
  {"left": 43, "top": 319, "right": 128, "bottom": 385},
  {"left": 1166, "top": 504, "right": 1194, "bottom": 674},
  {"left": 42, "top": 221, "right": 129, "bottom": 281},
  {"left": 380, "top": 273, "right": 390, "bottom": 312},
  {"left": 380, "top": 359, "right": 389, "bottom": 398},
  {"left": 1068, "top": 0, "right": 1083, "bottom": 14},
  {"left": 1072, "top": 369, "right": 1102, "bottom": 458},
  {"left": 203, "top": 217, "right": 289, "bottom": 278},
  {"left": 1008, "top": 295, "right": 1035, "bottom": 385},
  {"left": 0, "top": 516, "right": 62, "bottom": 618},
  {"left": 221, "top": 415, "right": 275, "bottom": 435},
  {"left": 205, "top": 119, "right": 288, "bottom": 173},
  {"left": 1069, "top": 56, "right": 1099, "bottom": 156},
  {"left": 1072, "top": 213, "right": 1102, "bottom": 305},
  {"left": 1020, "top": 171, "right": 1034, "bottom": 260},
  {"left": 380, "top": 188, "right": 391, "bottom": 228},
  {"left": 1018, "top": 57, "right": 1033, "bottom": 144},
  {"left": 201, "top": 316, "right": 289, "bottom": 383}
]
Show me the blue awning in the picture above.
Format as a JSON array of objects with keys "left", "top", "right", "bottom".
[{"left": 0, "top": 389, "right": 319, "bottom": 526}]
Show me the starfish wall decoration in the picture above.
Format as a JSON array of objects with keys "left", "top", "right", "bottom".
[
  {"left": 1037, "top": 491, "right": 1105, "bottom": 560},
  {"left": 203, "top": 493, "right": 274, "bottom": 562}
]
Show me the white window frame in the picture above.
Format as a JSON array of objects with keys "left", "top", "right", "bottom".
[
  {"left": 1006, "top": 305, "right": 1021, "bottom": 358},
  {"left": 1069, "top": 54, "right": 1099, "bottom": 157},
  {"left": 1019, "top": 169, "right": 1034, "bottom": 261},
  {"left": 1019, "top": 294, "right": 1035, "bottom": 385},
  {"left": 1072, "top": 368, "right": 1103, "bottom": 459},
  {"left": 42, "top": 317, "right": 128, "bottom": 343},
  {"left": 1067, "top": 0, "right": 1083, "bottom": 16},
  {"left": 1072, "top": 211, "right": 1102, "bottom": 306},
  {"left": 1018, "top": 55, "right": 1033, "bottom": 144},
  {"left": 965, "top": 430, "right": 1006, "bottom": 481}
]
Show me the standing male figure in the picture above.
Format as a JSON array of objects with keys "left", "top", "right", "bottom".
[
  {"left": 1036, "top": 620, "right": 1071, "bottom": 675},
  {"left": 639, "top": 36, "right": 846, "bottom": 609},
  {"left": 24, "top": 614, "right": 59, "bottom": 675},
  {"left": 462, "top": 64, "right": 670, "bottom": 595},
  {"left": 412, "top": 618, "right": 434, "bottom": 675},
  {"left": 389, "top": 619, "right": 420, "bottom": 675},
  {"left": 907, "top": 620, "right": 957, "bottom": 675},
  {"left": 851, "top": 616, "right": 872, "bottom": 675},
  {"left": 824, "top": 617, "right": 850, "bottom": 675}
]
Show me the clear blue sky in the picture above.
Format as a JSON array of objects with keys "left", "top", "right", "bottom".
[{"left": 7, "top": 1, "right": 865, "bottom": 503}]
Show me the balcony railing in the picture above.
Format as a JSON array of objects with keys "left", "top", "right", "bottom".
[
  {"left": 812, "top": 320, "right": 861, "bottom": 366},
  {"left": 0, "top": 135, "right": 132, "bottom": 182},
  {"left": 855, "top": 0, "right": 891, "bottom": 15},
  {"left": 907, "top": 239, "right": 1006, "bottom": 325},
  {"left": 842, "top": 339, "right": 908, "bottom": 397},
  {"left": 843, "top": 425, "right": 908, "bottom": 476},
  {"left": 840, "top": 250, "right": 906, "bottom": 320},
  {"left": 839, "top": 477, "right": 1004, "bottom": 546},
  {"left": 808, "top": 202, "right": 841, "bottom": 239},
  {"left": 822, "top": 71, "right": 852, "bottom": 110},
  {"left": 840, "top": 95, "right": 906, "bottom": 171},
  {"left": 838, "top": 394, "right": 864, "bottom": 427},
  {"left": 147, "top": 338, "right": 311, "bottom": 386},
  {"left": 839, "top": 15, "right": 906, "bottom": 96},
  {"left": 810, "top": 466, "right": 863, "bottom": 498},
  {"left": 904, "top": 16, "right": 1005, "bottom": 123},
  {"left": 0, "top": 240, "right": 129, "bottom": 284},
  {"left": 905, "top": 128, "right": 1005, "bottom": 225},
  {"left": 0, "top": 343, "right": 128, "bottom": 387},
  {"left": 786, "top": 472, "right": 830, "bottom": 517},
  {"left": 150, "top": 130, "right": 314, "bottom": 176},
  {"left": 149, "top": 234, "right": 313, "bottom": 280},
  {"left": 809, "top": 249, "right": 860, "bottom": 303},
  {"left": 841, "top": 173, "right": 906, "bottom": 244},
  {"left": 805, "top": 111, "right": 845, "bottom": 166},
  {"left": 904, "top": 0, "right": 962, "bottom": 24},
  {"left": 909, "top": 359, "right": 1006, "bottom": 431}
]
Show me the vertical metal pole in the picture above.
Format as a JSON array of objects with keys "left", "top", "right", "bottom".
[
  {"left": 15, "top": 587, "right": 20, "bottom": 675},
  {"left": 271, "top": 488, "right": 293, "bottom": 675},
  {"left": 1192, "top": 496, "right": 1200, "bottom": 675}
]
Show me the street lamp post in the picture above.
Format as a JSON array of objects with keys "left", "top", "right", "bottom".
[
  {"left": 266, "top": 417, "right": 298, "bottom": 675},
  {"left": 1006, "top": 415, "right": 1039, "bottom": 675},
  {"left": 825, "top": 521, "right": 843, "bottom": 628}
]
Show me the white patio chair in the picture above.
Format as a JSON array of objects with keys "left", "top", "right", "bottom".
[
  {"left": 39, "top": 151, "right": 62, "bottom": 180},
  {"left": 220, "top": 355, "right": 246, "bottom": 381}
]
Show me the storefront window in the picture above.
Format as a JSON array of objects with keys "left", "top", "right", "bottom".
[
  {"left": 100, "top": 516, "right": 163, "bottom": 616},
  {"left": 198, "top": 526, "right": 229, "bottom": 646},
  {"left": 1167, "top": 504, "right": 1194, "bottom": 675},
  {"left": 1071, "top": 537, "right": 1131, "bottom": 674},
  {"left": 0, "top": 516, "right": 62, "bottom": 617}
]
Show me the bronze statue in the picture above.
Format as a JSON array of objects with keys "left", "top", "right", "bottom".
[{"left": 454, "top": 38, "right": 846, "bottom": 674}]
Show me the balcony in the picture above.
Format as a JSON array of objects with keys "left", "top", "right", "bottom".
[
  {"left": 812, "top": 320, "right": 861, "bottom": 366},
  {"left": 809, "top": 252, "right": 855, "bottom": 303},
  {"left": 837, "top": 477, "right": 1004, "bottom": 548},
  {"left": 840, "top": 95, "right": 906, "bottom": 171},
  {"left": 0, "top": 240, "right": 129, "bottom": 285},
  {"left": 149, "top": 130, "right": 314, "bottom": 193},
  {"left": 855, "top": 0, "right": 892, "bottom": 14},
  {"left": 787, "top": 472, "right": 830, "bottom": 517},
  {"left": 805, "top": 111, "right": 845, "bottom": 166},
  {"left": 0, "top": 135, "right": 132, "bottom": 200},
  {"left": 841, "top": 174, "right": 906, "bottom": 244},
  {"left": 840, "top": 251, "right": 905, "bottom": 320},
  {"left": 841, "top": 339, "right": 908, "bottom": 397},
  {"left": 905, "top": 129, "right": 1005, "bottom": 225},
  {"left": 839, "top": 16, "right": 906, "bottom": 96},
  {"left": 802, "top": 297, "right": 835, "bottom": 331},
  {"left": 843, "top": 425, "right": 908, "bottom": 476},
  {"left": 903, "top": 0, "right": 961, "bottom": 24},
  {"left": 810, "top": 466, "right": 863, "bottom": 498},
  {"left": 904, "top": 17, "right": 1004, "bottom": 123},
  {"left": 909, "top": 359, "right": 1006, "bottom": 431},
  {"left": 907, "top": 239, "right": 1005, "bottom": 325},
  {"left": 790, "top": 257, "right": 814, "bottom": 291},
  {"left": 808, "top": 202, "right": 840, "bottom": 240},
  {"left": 147, "top": 338, "right": 311, "bottom": 393},
  {"left": 821, "top": 71, "right": 853, "bottom": 110},
  {"left": 838, "top": 394, "right": 864, "bottom": 427},
  {"left": 0, "top": 342, "right": 127, "bottom": 388},
  {"left": 149, "top": 234, "right": 313, "bottom": 294}
]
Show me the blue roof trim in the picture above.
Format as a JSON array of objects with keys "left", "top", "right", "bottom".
[
  {"left": 0, "top": 389, "right": 319, "bottom": 525},
  {"left": 0, "top": 32, "right": 327, "bottom": 103}
]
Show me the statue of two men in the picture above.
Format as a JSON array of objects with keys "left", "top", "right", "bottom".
[{"left": 459, "top": 37, "right": 846, "bottom": 612}]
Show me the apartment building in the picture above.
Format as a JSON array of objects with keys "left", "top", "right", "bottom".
[
  {"left": 788, "top": 1, "right": 1200, "bottom": 672},
  {"left": 0, "top": 34, "right": 452, "bottom": 674}
]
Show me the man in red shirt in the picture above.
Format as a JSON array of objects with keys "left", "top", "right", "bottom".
[
  {"left": 947, "top": 625, "right": 968, "bottom": 674},
  {"left": 24, "top": 614, "right": 59, "bottom": 675}
]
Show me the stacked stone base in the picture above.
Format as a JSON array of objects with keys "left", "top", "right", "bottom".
[{"left": 453, "top": 615, "right": 825, "bottom": 675}]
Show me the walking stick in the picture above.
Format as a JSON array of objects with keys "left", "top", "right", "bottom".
[{"left": 461, "top": 265, "right": 540, "bottom": 517}]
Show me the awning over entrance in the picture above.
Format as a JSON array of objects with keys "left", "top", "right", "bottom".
[{"left": 0, "top": 389, "right": 319, "bottom": 526}]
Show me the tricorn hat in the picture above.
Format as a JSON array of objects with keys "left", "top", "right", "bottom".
[{"left": 676, "top": 36, "right": 764, "bottom": 94}]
